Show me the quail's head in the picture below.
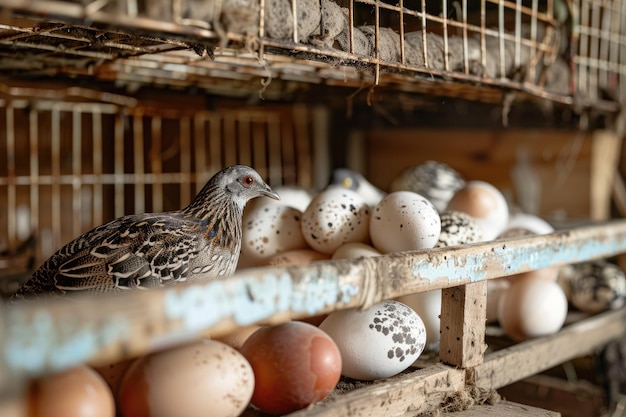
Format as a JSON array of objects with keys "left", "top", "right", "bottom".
[{"left": 222, "top": 165, "right": 280, "bottom": 205}]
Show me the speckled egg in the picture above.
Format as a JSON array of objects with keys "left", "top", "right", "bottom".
[
  {"left": 436, "top": 210, "right": 485, "bottom": 247},
  {"left": 389, "top": 161, "right": 465, "bottom": 212},
  {"left": 301, "top": 188, "right": 370, "bottom": 254},
  {"left": 395, "top": 290, "right": 441, "bottom": 351},
  {"left": 319, "top": 300, "right": 426, "bottom": 380},
  {"left": 271, "top": 185, "right": 315, "bottom": 212},
  {"left": 370, "top": 191, "right": 441, "bottom": 253},
  {"left": 118, "top": 340, "right": 254, "bottom": 417},
  {"left": 239, "top": 200, "right": 308, "bottom": 268},
  {"left": 570, "top": 260, "right": 626, "bottom": 313}
]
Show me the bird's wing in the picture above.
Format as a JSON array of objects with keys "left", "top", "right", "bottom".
[{"left": 53, "top": 214, "right": 202, "bottom": 292}]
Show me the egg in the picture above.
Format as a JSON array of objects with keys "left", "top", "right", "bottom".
[
  {"left": 240, "top": 321, "right": 342, "bottom": 415},
  {"left": 505, "top": 213, "right": 554, "bottom": 235},
  {"left": 239, "top": 200, "right": 308, "bottom": 268},
  {"left": 395, "top": 290, "right": 441, "bottom": 351},
  {"left": 301, "top": 188, "right": 370, "bottom": 254},
  {"left": 270, "top": 185, "right": 315, "bottom": 212},
  {"left": 436, "top": 210, "right": 485, "bottom": 247},
  {"left": 446, "top": 180, "right": 509, "bottom": 240},
  {"left": 389, "top": 161, "right": 465, "bottom": 212},
  {"left": 319, "top": 300, "right": 426, "bottom": 380},
  {"left": 370, "top": 191, "right": 441, "bottom": 253},
  {"left": 332, "top": 242, "right": 381, "bottom": 260},
  {"left": 118, "top": 340, "right": 254, "bottom": 417},
  {"left": 28, "top": 366, "right": 115, "bottom": 417},
  {"left": 569, "top": 260, "right": 626, "bottom": 313},
  {"left": 264, "top": 249, "right": 330, "bottom": 266},
  {"left": 497, "top": 274, "right": 568, "bottom": 342}
]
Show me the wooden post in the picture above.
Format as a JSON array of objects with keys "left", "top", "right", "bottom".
[
  {"left": 591, "top": 130, "right": 622, "bottom": 221},
  {"left": 439, "top": 281, "right": 487, "bottom": 368}
]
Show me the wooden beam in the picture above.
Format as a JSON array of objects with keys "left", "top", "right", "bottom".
[
  {"left": 3, "top": 221, "right": 626, "bottom": 392},
  {"left": 440, "top": 281, "right": 488, "bottom": 368},
  {"left": 474, "top": 307, "right": 626, "bottom": 390}
]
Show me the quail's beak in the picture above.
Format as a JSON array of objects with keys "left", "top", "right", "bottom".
[{"left": 262, "top": 185, "right": 281, "bottom": 200}]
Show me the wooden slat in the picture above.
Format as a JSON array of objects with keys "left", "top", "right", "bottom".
[
  {"left": 440, "top": 281, "right": 487, "bottom": 368},
  {"left": 442, "top": 400, "right": 560, "bottom": 417},
  {"left": 286, "top": 364, "right": 466, "bottom": 417},
  {"left": 474, "top": 307, "right": 626, "bottom": 390}
]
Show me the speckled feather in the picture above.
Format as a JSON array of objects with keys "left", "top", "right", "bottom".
[{"left": 13, "top": 165, "right": 278, "bottom": 299}]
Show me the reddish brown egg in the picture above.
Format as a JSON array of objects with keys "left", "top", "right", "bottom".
[{"left": 240, "top": 321, "right": 342, "bottom": 415}]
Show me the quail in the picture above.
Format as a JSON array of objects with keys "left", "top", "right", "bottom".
[{"left": 12, "top": 165, "right": 279, "bottom": 299}]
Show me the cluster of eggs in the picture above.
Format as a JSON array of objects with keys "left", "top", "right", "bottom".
[{"left": 29, "top": 161, "right": 626, "bottom": 417}]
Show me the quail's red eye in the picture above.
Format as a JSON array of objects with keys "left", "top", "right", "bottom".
[{"left": 242, "top": 175, "right": 254, "bottom": 187}]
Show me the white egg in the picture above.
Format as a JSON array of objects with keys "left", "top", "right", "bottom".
[
  {"left": 239, "top": 200, "right": 308, "bottom": 268},
  {"left": 436, "top": 210, "right": 485, "bottom": 247},
  {"left": 446, "top": 181, "right": 509, "bottom": 241},
  {"left": 497, "top": 275, "right": 568, "bottom": 342},
  {"left": 370, "top": 191, "right": 441, "bottom": 253},
  {"left": 332, "top": 242, "right": 381, "bottom": 260},
  {"left": 271, "top": 185, "right": 315, "bottom": 212},
  {"left": 319, "top": 300, "right": 426, "bottom": 381},
  {"left": 505, "top": 213, "right": 554, "bottom": 235},
  {"left": 396, "top": 290, "right": 441, "bottom": 351},
  {"left": 301, "top": 188, "right": 370, "bottom": 254}
]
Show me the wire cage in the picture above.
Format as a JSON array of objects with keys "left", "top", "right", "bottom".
[{"left": 0, "top": 0, "right": 623, "bottom": 111}]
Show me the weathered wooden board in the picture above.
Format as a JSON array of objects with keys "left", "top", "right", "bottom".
[
  {"left": 440, "top": 281, "right": 488, "bottom": 368},
  {"left": 285, "top": 364, "right": 466, "bottom": 417},
  {"left": 2, "top": 221, "right": 626, "bottom": 393},
  {"left": 442, "top": 400, "right": 560, "bottom": 417}
]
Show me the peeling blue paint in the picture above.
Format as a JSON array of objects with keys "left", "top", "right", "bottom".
[
  {"left": 4, "top": 310, "right": 131, "bottom": 373},
  {"left": 412, "top": 235, "right": 626, "bottom": 283},
  {"left": 163, "top": 269, "right": 361, "bottom": 333},
  {"left": 412, "top": 253, "right": 489, "bottom": 283}
]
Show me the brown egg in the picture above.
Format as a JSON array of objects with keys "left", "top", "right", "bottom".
[
  {"left": 446, "top": 181, "right": 509, "bottom": 240},
  {"left": 118, "top": 340, "right": 254, "bottom": 417},
  {"left": 28, "top": 366, "right": 115, "bottom": 417}
]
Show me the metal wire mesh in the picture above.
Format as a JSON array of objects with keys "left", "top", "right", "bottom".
[
  {"left": 0, "top": 0, "right": 600, "bottom": 107},
  {"left": 0, "top": 86, "right": 320, "bottom": 277}
]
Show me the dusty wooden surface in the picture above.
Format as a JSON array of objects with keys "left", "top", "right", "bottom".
[
  {"left": 285, "top": 364, "right": 466, "bottom": 417},
  {"left": 441, "top": 400, "right": 560, "bottom": 416},
  {"left": 440, "top": 281, "right": 487, "bottom": 368}
]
